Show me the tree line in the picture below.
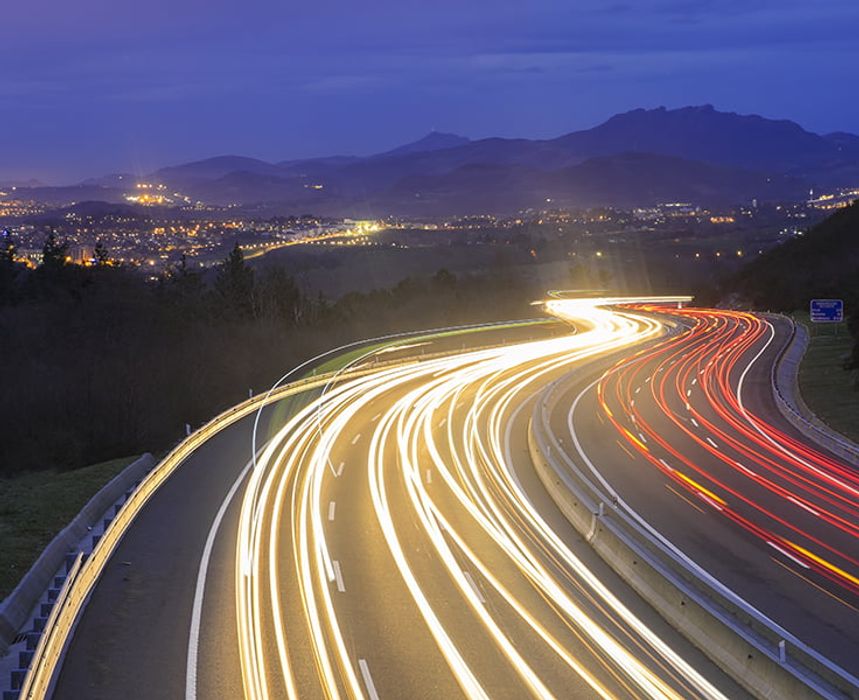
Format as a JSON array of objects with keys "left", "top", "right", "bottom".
[
  {"left": 727, "top": 201, "right": 859, "bottom": 375},
  {"left": 0, "top": 232, "right": 546, "bottom": 476}
]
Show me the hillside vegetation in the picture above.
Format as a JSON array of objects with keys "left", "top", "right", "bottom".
[
  {"left": 733, "top": 202, "right": 859, "bottom": 312},
  {"left": 0, "top": 238, "right": 563, "bottom": 476},
  {"left": 731, "top": 201, "right": 859, "bottom": 374}
]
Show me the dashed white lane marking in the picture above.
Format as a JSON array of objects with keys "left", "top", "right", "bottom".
[
  {"left": 788, "top": 496, "right": 820, "bottom": 516},
  {"left": 635, "top": 386, "right": 641, "bottom": 394},
  {"left": 767, "top": 541, "right": 810, "bottom": 569},
  {"left": 439, "top": 417, "right": 447, "bottom": 428},
  {"left": 706, "top": 437, "right": 719, "bottom": 448},
  {"left": 334, "top": 461, "right": 345, "bottom": 477},
  {"left": 686, "top": 388, "right": 692, "bottom": 397},
  {"left": 691, "top": 418, "right": 700, "bottom": 428},
  {"left": 691, "top": 377, "right": 697, "bottom": 386},
  {"left": 734, "top": 461, "right": 756, "bottom": 477},
  {"left": 351, "top": 433, "right": 362, "bottom": 445},
  {"left": 425, "top": 469, "right": 432, "bottom": 484},
  {"left": 333, "top": 560, "right": 346, "bottom": 592},
  {"left": 359, "top": 659, "right": 380, "bottom": 700},
  {"left": 463, "top": 571, "right": 486, "bottom": 603},
  {"left": 371, "top": 412, "right": 381, "bottom": 422},
  {"left": 328, "top": 501, "right": 336, "bottom": 521}
]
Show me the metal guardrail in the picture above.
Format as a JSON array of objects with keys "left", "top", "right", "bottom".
[
  {"left": 532, "top": 374, "right": 859, "bottom": 700},
  {"left": 16, "top": 553, "right": 84, "bottom": 700}
]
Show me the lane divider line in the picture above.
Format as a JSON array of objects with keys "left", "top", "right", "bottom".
[{"left": 358, "top": 659, "right": 380, "bottom": 700}]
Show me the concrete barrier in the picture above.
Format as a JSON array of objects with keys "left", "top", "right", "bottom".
[
  {"left": 769, "top": 315, "right": 859, "bottom": 468},
  {"left": 527, "top": 427, "right": 825, "bottom": 699},
  {"left": 529, "top": 384, "right": 859, "bottom": 699},
  {"left": 0, "top": 454, "right": 156, "bottom": 654}
]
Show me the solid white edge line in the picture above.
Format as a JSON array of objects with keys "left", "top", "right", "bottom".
[{"left": 186, "top": 454, "right": 256, "bottom": 700}]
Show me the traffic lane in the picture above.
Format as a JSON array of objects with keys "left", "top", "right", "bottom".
[
  {"left": 733, "top": 314, "right": 857, "bottom": 477},
  {"left": 52, "top": 416, "right": 256, "bottom": 700},
  {"left": 53, "top": 394, "right": 305, "bottom": 700},
  {"left": 634, "top": 327, "right": 859, "bottom": 563},
  {"left": 375, "top": 384, "right": 622, "bottom": 698},
  {"left": 320, "top": 419, "right": 487, "bottom": 700},
  {"left": 297, "top": 361, "right": 682, "bottom": 698},
  {"left": 311, "top": 377, "right": 582, "bottom": 698},
  {"left": 561, "top": 363, "right": 859, "bottom": 676},
  {"left": 193, "top": 462, "right": 247, "bottom": 700},
  {"left": 406, "top": 357, "right": 742, "bottom": 698},
  {"left": 493, "top": 369, "right": 748, "bottom": 699},
  {"left": 598, "top": 347, "right": 859, "bottom": 644},
  {"left": 605, "top": 313, "right": 859, "bottom": 577},
  {"left": 239, "top": 375, "right": 468, "bottom": 698},
  {"left": 639, "top": 318, "right": 859, "bottom": 592}
]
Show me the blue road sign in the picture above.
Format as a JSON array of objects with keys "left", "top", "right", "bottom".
[{"left": 810, "top": 299, "right": 844, "bottom": 323}]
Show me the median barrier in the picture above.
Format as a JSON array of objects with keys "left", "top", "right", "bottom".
[{"left": 529, "top": 373, "right": 859, "bottom": 700}]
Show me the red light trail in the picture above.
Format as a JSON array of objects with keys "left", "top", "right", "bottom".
[{"left": 595, "top": 307, "right": 859, "bottom": 599}]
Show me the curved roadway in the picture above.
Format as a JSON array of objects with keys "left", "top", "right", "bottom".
[
  {"left": 50, "top": 300, "right": 859, "bottom": 698},
  {"left": 51, "top": 299, "right": 747, "bottom": 700},
  {"left": 555, "top": 307, "right": 859, "bottom": 677}
]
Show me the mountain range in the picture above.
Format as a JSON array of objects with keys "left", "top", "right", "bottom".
[{"left": 12, "top": 106, "right": 859, "bottom": 215}]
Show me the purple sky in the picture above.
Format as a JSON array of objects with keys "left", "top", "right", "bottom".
[{"left": 3, "top": 0, "right": 859, "bottom": 183}]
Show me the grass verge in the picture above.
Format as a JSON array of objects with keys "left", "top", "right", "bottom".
[
  {"left": 0, "top": 455, "right": 139, "bottom": 599},
  {"left": 794, "top": 313, "right": 859, "bottom": 444}
]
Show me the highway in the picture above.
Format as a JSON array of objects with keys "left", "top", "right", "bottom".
[
  {"left": 46, "top": 298, "right": 751, "bottom": 700},
  {"left": 553, "top": 306, "right": 859, "bottom": 676}
]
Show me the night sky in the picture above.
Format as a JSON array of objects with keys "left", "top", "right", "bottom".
[{"left": 4, "top": 0, "right": 859, "bottom": 183}]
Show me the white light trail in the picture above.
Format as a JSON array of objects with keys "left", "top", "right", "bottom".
[{"left": 232, "top": 296, "right": 726, "bottom": 699}]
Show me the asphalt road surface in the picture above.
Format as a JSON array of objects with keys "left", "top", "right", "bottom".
[
  {"left": 50, "top": 298, "right": 829, "bottom": 699},
  {"left": 554, "top": 307, "right": 859, "bottom": 677}
]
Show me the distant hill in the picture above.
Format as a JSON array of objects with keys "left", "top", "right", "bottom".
[
  {"left": 379, "top": 131, "right": 471, "bottom": 157},
  {"left": 13, "top": 105, "right": 859, "bottom": 214},
  {"left": 732, "top": 201, "right": 859, "bottom": 311},
  {"left": 155, "top": 155, "right": 285, "bottom": 183},
  {"left": 378, "top": 152, "right": 807, "bottom": 215},
  {"left": 552, "top": 105, "right": 859, "bottom": 177}
]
